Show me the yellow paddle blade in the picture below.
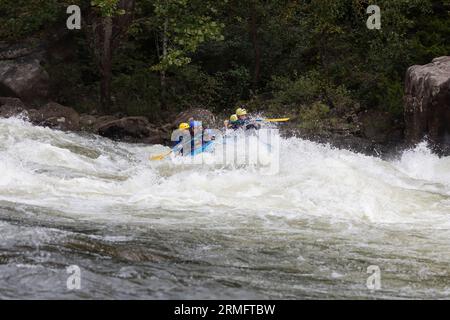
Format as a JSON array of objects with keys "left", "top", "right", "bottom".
[
  {"left": 150, "top": 154, "right": 165, "bottom": 161},
  {"left": 264, "top": 118, "right": 290, "bottom": 122},
  {"left": 150, "top": 150, "right": 172, "bottom": 161}
]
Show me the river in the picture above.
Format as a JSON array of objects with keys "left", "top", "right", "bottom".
[{"left": 0, "top": 117, "right": 449, "bottom": 299}]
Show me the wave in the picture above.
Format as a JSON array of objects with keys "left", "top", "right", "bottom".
[{"left": 0, "top": 116, "right": 449, "bottom": 228}]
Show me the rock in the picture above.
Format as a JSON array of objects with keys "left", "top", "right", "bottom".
[
  {"left": 0, "top": 57, "right": 49, "bottom": 102},
  {"left": 79, "top": 114, "right": 98, "bottom": 132},
  {"left": 95, "top": 116, "right": 164, "bottom": 144},
  {"left": 26, "top": 109, "right": 40, "bottom": 122},
  {"left": 172, "top": 108, "right": 217, "bottom": 129},
  {"left": 0, "top": 39, "right": 43, "bottom": 60},
  {"left": 33, "top": 102, "right": 80, "bottom": 131},
  {"left": 93, "top": 115, "right": 119, "bottom": 131},
  {"left": 0, "top": 97, "right": 27, "bottom": 109},
  {"left": 404, "top": 56, "right": 450, "bottom": 145},
  {"left": 0, "top": 97, "right": 28, "bottom": 118},
  {"left": 0, "top": 105, "right": 27, "bottom": 119}
]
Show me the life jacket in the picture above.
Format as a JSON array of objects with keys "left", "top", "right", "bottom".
[
  {"left": 231, "top": 118, "right": 260, "bottom": 131},
  {"left": 173, "top": 135, "right": 187, "bottom": 155},
  {"left": 245, "top": 122, "right": 261, "bottom": 130},
  {"left": 229, "top": 121, "right": 240, "bottom": 130}
]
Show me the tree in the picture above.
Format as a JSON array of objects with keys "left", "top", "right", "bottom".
[
  {"left": 88, "top": 0, "right": 135, "bottom": 112},
  {"left": 150, "top": 0, "right": 224, "bottom": 93}
]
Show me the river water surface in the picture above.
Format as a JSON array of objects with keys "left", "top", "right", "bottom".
[{"left": 0, "top": 117, "right": 449, "bottom": 299}]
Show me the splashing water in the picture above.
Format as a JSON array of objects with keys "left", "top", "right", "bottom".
[{"left": 0, "top": 117, "right": 449, "bottom": 299}]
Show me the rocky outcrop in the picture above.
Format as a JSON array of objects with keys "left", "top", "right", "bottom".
[
  {"left": 0, "top": 97, "right": 166, "bottom": 144},
  {"left": 404, "top": 56, "right": 450, "bottom": 145},
  {"left": 95, "top": 116, "right": 164, "bottom": 144},
  {"left": 0, "top": 58, "right": 49, "bottom": 102},
  {"left": 0, "top": 97, "right": 27, "bottom": 108},
  {"left": 0, "top": 97, "right": 28, "bottom": 118},
  {"left": 0, "top": 42, "right": 38, "bottom": 60},
  {"left": 32, "top": 102, "right": 80, "bottom": 131},
  {"left": 79, "top": 114, "right": 99, "bottom": 132}
]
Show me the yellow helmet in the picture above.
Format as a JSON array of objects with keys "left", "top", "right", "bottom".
[
  {"left": 230, "top": 114, "right": 238, "bottom": 122},
  {"left": 179, "top": 122, "right": 190, "bottom": 130},
  {"left": 236, "top": 108, "right": 247, "bottom": 116}
]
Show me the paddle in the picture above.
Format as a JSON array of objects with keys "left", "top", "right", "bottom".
[
  {"left": 150, "top": 150, "right": 173, "bottom": 161},
  {"left": 255, "top": 118, "right": 290, "bottom": 122},
  {"left": 150, "top": 134, "right": 198, "bottom": 161}
]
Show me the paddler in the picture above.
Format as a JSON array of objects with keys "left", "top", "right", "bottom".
[
  {"left": 173, "top": 122, "right": 191, "bottom": 155},
  {"left": 224, "top": 114, "right": 239, "bottom": 130},
  {"left": 189, "top": 120, "right": 204, "bottom": 152},
  {"left": 235, "top": 107, "right": 261, "bottom": 131}
]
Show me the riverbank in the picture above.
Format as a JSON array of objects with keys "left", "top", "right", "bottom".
[
  {"left": 1, "top": 35, "right": 449, "bottom": 158},
  {"left": 0, "top": 96, "right": 411, "bottom": 158},
  {"left": 2, "top": 55, "right": 450, "bottom": 158}
]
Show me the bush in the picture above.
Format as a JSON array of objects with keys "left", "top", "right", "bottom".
[
  {"left": 267, "top": 70, "right": 356, "bottom": 116},
  {"left": 112, "top": 70, "right": 162, "bottom": 120},
  {"left": 298, "top": 102, "right": 330, "bottom": 130},
  {"left": 269, "top": 71, "right": 323, "bottom": 108},
  {"left": 213, "top": 64, "right": 251, "bottom": 112},
  {"left": 168, "top": 64, "right": 220, "bottom": 111},
  {"left": 0, "top": 0, "right": 61, "bottom": 41}
]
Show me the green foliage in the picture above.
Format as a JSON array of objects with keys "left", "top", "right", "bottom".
[
  {"left": 213, "top": 65, "right": 251, "bottom": 112},
  {"left": 112, "top": 70, "right": 161, "bottom": 119},
  {"left": 91, "top": 0, "right": 124, "bottom": 17},
  {"left": 0, "top": 0, "right": 61, "bottom": 40},
  {"left": 168, "top": 65, "right": 220, "bottom": 110},
  {"left": 151, "top": 0, "right": 225, "bottom": 71},
  {"left": 270, "top": 72, "right": 324, "bottom": 107},
  {"left": 376, "top": 77, "right": 405, "bottom": 117},
  {"left": 298, "top": 102, "right": 331, "bottom": 130}
]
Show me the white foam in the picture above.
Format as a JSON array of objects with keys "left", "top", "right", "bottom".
[{"left": 1, "top": 117, "right": 449, "bottom": 228}]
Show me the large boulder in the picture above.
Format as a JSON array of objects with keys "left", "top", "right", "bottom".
[
  {"left": 33, "top": 102, "right": 80, "bottom": 131},
  {"left": 404, "top": 56, "right": 450, "bottom": 145},
  {"left": 93, "top": 115, "right": 119, "bottom": 130},
  {"left": 0, "top": 57, "right": 49, "bottom": 102},
  {"left": 95, "top": 116, "right": 164, "bottom": 144}
]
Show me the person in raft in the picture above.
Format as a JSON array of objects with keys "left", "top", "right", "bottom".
[
  {"left": 227, "top": 107, "right": 261, "bottom": 131},
  {"left": 173, "top": 122, "right": 191, "bottom": 155}
]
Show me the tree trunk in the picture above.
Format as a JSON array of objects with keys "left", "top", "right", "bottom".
[
  {"left": 159, "top": 17, "right": 169, "bottom": 110},
  {"left": 87, "top": 0, "right": 135, "bottom": 114},
  {"left": 249, "top": 2, "right": 261, "bottom": 91},
  {"left": 100, "top": 16, "right": 113, "bottom": 112}
]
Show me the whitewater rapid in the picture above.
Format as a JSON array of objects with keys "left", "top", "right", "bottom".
[{"left": 0, "top": 117, "right": 449, "bottom": 299}]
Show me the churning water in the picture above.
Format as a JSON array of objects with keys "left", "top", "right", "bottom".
[{"left": 0, "top": 117, "right": 449, "bottom": 299}]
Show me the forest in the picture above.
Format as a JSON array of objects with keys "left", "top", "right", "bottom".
[{"left": 1, "top": 0, "right": 450, "bottom": 140}]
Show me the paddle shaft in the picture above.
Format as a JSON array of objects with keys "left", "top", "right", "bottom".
[{"left": 255, "top": 118, "right": 290, "bottom": 122}]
